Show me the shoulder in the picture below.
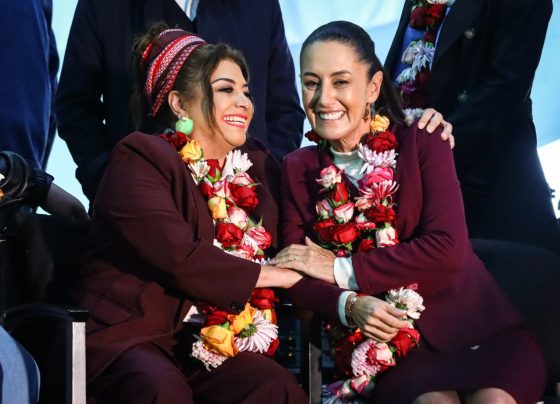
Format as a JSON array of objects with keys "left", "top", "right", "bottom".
[
  {"left": 112, "top": 132, "right": 184, "bottom": 172},
  {"left": 283, "top": 146, "right": 319, "bottom": 170},
  {"left": 395, "top": 121, "right": 450, "bottom": 161}
]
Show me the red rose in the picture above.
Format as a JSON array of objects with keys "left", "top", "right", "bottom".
[
  {"left": 264, "top": 338, "right": 280, "bottom": 357},
  {"left": 357, "top": 238, "right": 376, "bottom": 252},
  {"left": 198, "top": 181, "right": 214, "bottom": 200},
  {"left": 205, "top": 309, "right": 229, "bottom": 326},
  {"left": 365, "top": 204, "right": 397, "bottom": 225},
  {"left": 328, "top": 182, "right": 350, "bottom": 207},
  {"left": 206, "top": 159, "right": 222, "bottom": 181},
  {"left": 423, "top": 30, "right": 437, "bottom": 44},
  {"left": 161, "top": 131, "right": 189, "bottom": 150},
  {"left": 332, "top": 222, "right": 359, "bottom": 245},
  {"left": 250, "top": 288, "right": 279, "bottom": 309},
  {"left": 304, "top": 129, "right": 322, "bottom": 143},
  {"left": 391, "top": 327, "right": 420, "bottom": 358},
  {"left": 366, "top": 130, "right": 398, "bottom": 153},
  {"left": 230, "top": 184, "right": 259, "bottom": 211},
  {"left": 425, "top": 4, "right": 446, "bottom": 23},
  {"left": 314, "top": 218, "right": 336, "bottom": 244},
  {"left": 215, "top": 222, "right": 244, "bottom": 248},
  {"left": 416, "top": 67, "right": 431, "bottom": 90}
]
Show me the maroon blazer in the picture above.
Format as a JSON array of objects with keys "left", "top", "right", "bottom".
[
  {"left": 72, "top": 133, "right": 280, "bottom": 382},
  {"left": 283, "top": 123, "right": 522, "bottom": 352}
]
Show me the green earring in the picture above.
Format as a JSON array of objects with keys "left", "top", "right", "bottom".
[{"left": 175, "top": 116, "right": 194, "bottom": 135}]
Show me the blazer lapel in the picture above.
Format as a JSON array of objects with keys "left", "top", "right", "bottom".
[{"left": 433, "top": 0, "right": 484, "bottom": 66}]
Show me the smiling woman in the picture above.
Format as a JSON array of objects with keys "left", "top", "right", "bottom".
[{"left": 64, "top": 24, "right": 307, "bottom": 403}]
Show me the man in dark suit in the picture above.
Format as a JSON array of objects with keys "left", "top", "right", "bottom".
[
  {"left": 385, "top": 0, "right": 560, "bottom": 254},
  {"left": 56, "top": 0, "right": 304, "bottom": 202}
]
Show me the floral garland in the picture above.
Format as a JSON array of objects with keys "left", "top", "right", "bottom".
[
  {"left": 161, "top": 131, "right": 280, "bottom": 370},
  {"left": 395, "top": 0, "right": 454, "bottom": 109},
  {"left": 306, "top": 116, "right": 425, "bottom": 402},
  {"left": 0, "top": 173, "right": 4, "bottom": 201}
]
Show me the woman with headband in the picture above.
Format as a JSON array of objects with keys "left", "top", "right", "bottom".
[{"left": 69, "top": 25, "right": 307, "bottom": 403}]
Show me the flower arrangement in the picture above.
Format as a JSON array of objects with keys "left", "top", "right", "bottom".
[
  {"left": 0, "top": 173, "right": 4, "bottom": 201},
  {"left": 396, "top": 0, "right": 454, "bottom": 109},
  {"left": 307, "top": 116, "right": 426, "bottom": 402},
  {"left": 161, "top": 131, "right": 280, "bottom": 370},
  {"left": 325, "top": 286, "right": 425, "bottom": 403},
  {"left": 311, "top": 115, "right": 400, "bottom": 256}
]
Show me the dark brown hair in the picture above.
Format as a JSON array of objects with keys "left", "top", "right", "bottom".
[{"left": 131, "top": 23, "right": 251, "bottom": 131}]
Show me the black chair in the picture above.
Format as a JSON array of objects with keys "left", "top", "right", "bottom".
[{"left": 1, "top": 212, "right": 89, "bottom": 404}]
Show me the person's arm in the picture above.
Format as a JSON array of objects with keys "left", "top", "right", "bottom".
[
  {"left": 351, "top": 126, "right": 469, "bottom": 296},
  {"left": 447, "top": 0, "right": 552, "bottom": 157},
  {"left": 94, "top": 135, "right": 294, "bottom": 312},
  {"left": 55, "top": 0, "right": 112, "bottom": 201},
  {"left": 263, "top": 1, "right": 305, "bottom": 159}
]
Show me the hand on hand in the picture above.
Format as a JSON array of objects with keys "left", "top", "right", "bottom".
[
  {"left": 350, "top": 295, "right": 410, "bottom": 342},
  {"left": 270, "top": 237, "right": 336, "bottom": 284},
  {"left": 43, "top": 183, "right": 89, "bottom": 223},
  {"left": 417, "top": 108, "right": 455, "bottom": 149}
]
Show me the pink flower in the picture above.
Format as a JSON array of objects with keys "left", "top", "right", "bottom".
[
  {"left": 386, "top": 286, "right": 425, "bottom": 320},
  {"left": 316, "top": 165, "right": 342, "bottom": 189},
  {"left": 355, "top": 213, "right": 377, "bottom": 230},
  {"left": 360, "top": 167, "right": 393, "bottom": 186},
  {"left": 360, "top": 180, "right": 399, "bottom": 201},
  {"left": 245, "top": 225, "right": 272, "bottom": 251},
  {"left": 228, "top": 206, "right": 248, "bottom": 230},
  {"left": 375, "top": 226, "right": 399, "bottom": 247},
  {"left": 316, "top": 199, "right": 333, "bottom": 219},
  {"left": 351, "top": 340, "right": 395, "bottom": 377},
  {"left": 232, "top": 172, "right": 254, "bottom": 186},
  {"left": 213, "top": 178, "right": 230, "bottom": 198},
  {"left": 333, "top": 203, "right": 355, "bottom": 223},
  {"left": 355, "top": 196, "right": 375, "bottom": 212}
]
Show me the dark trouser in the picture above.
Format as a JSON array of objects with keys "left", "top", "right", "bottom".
[{"left": 87, "top": 342, "right": 308, "bottom": 404}]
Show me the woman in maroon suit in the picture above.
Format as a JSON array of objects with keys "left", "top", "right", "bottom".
[
  {"left": 272, "top": 21, "right": 545, "bottom": 404},
  {"left": 71, "top": 26, "right": 307, "bottom": 403}
]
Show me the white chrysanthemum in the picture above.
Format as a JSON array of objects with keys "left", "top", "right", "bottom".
[
  {"left": 395, "top": 66, "right": 417, "bottom": 84},
  {"left": 428, "top": 0, "right": 453, "bottom": 4},
  {"left": 386, "top": 287, "right": 425, "bottom": 320},
  {"left": 191, "top": 339, "right": 227, "bottom": 371},
  {"left": 0, "top": 173, "right": 4, "bottom": 181},
  {"left": 403, "top": 108, "right": 425, "bottom": 127},
  {"left": 252, "top": 257, "right": 271, "bottom": 265},
  {"left": 410, "top": 41, "right": 435, "bottom": 72},
  {"left": 222, "top": 149, "right": 253, "bottom": 178},
  {"left": 188, "top": 160, "right": 210, "bottom": 183},
  {"left": 358, "top": 145, "right": 397, "bottom": 174},
  {"left": 235, "top": 311, "right": 278, "bottom": 353}
]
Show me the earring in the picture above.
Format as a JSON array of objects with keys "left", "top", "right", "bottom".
[
  {"left": 363, "top": 103, "right": 370, "bottom": 121},
  {"left": 175, "top": 116, "right": 194, "bottom": 135}
]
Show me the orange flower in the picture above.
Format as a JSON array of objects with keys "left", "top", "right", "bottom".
[
  {"left": 227, "top": 303, "right": 255, "bottom": 334},
  {"left": 370, "top": 114, "right": 390, "bottom": 133},
  {"left": 208, "top": 196, "right": 227, "bottom": 220},
  {"left": 200, "top": 325, "right": 238, "bottom": 357},
  {"left": 179, "top": 139, "right": 203, "bottom": 163}
]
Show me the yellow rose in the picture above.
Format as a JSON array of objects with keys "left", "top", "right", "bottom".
[
  {"left": 370, "top": 114, "right": 390, "bottom": 133},
  {"left": 200, "top": 325, "right": 238, "bottom": 357},
  {"left": 208, "top": 196, "right": 227, "bottom": 220},
  {"left": 227, "top": 303, "right": 255, "bottom": 334},
  {"left": 179, "top": 139, "right": 203, "bottom": 163}
]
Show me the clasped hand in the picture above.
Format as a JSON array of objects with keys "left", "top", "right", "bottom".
[
  {"left": 351, "top": 295, "right": 411, "bottom": 342},
  {"left": 270, "top": 237, "right": 336, "bottom": 284}
]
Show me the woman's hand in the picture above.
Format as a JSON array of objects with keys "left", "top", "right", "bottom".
[
  {"left": 256, "top": 265, "right": 303, "bottom": 289},
  {"left": 350, "top": 295, "right": 410, "bottom": 342},
  {"left": 270, "top": 237, "right": 336, "bottom": 284},
  {"left": 417, "top": 108, "right": 455, "bottom": 149},
  {"left": 43, "top": 183, "right": 90, "bottom": 222}
]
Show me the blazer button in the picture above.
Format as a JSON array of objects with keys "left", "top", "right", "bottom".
[
  {"left": 458, "top": 91, "right": 469, "bottom": 103},
  {"left": 464, "top": 28, "right": 476, "bottom": 39}
]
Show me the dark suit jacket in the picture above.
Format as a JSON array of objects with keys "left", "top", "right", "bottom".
[
  {"left": 56, "top": 0, "right": 304, "bottom": 201},
  {"left": 385, "top": 0, "right": 560, "bottom": 253},
  {"left": 283, "top": 124, "right": 522, "bottom": 351},
  {"left": 72, "top": 133, "right": 280, "bottom": 382}
]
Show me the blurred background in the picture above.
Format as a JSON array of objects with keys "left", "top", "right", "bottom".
[{"left": 50, "top": 0, "right": 560, "bottom": 216}]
